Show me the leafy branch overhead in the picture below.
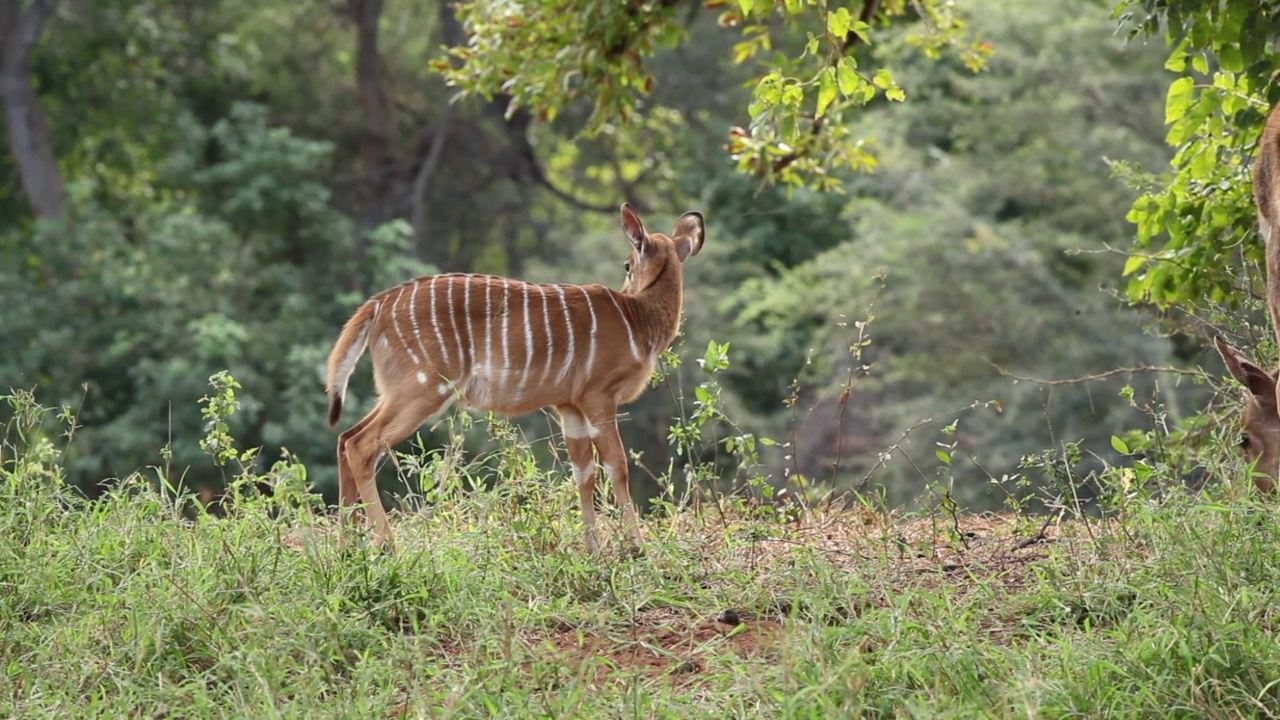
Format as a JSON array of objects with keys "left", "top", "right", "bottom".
[
  {"left": 435, "top": 0, "right": 991, "bottom": 190},
  {"left": 1116, "top": 0, "right": 1280, "bottom": 308}
]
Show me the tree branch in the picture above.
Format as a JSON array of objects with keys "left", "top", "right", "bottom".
[
  {"left": 766, "top": 0, "right": 878, "bottom": 178},
  {"left": 410, "top": 103, "right": 454, "bottom": 256},
  {"left": 0, "top": 0, "right": 65, "bottom": 220},
  {"left": 840, "top": 0, "right": 880, "bottom": 52}
]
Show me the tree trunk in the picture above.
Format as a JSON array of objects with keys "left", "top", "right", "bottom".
[
  {"left": 409, "top": 102, "right": 453, "bottom": 263},
  {"left": 348, "top": 0, "right": 394, "bottom": 292},
  {"left": 0, "top": 0, "right": 65, "bottom": 220}
]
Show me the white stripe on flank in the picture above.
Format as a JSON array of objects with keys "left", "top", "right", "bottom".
[
  {"left": 605, "top": 292, "right": 641, "bottom": 362},
  {"left": 429, "top": 277, "right": 451, "bottom": 367},
  {"left": 521, "top": 283, "right": 534, "bottom": 388},
  {"left": 463, "top": 277, "right": 475, "bottom": 369},
  {"left": 446, "top": 277, "right": 465, "bottom": 373},
  {"left": 389, "top": 285, "right": 421, "bottom": 365},
  {"left": 555, "top": 285, "right": 575, "bottom": 383},
  {"left": 580, "top": 286, "right": 597, "bottom": 376},
  {"left": 408, "top": 280, "right": 432, "bottom": 365},
  {"left": 501, "top": 279, "right": 511, "bottom": 372},
  {"left": 483, "top": 277, "right": 494, "bottom": 370},
  {"left": 540, "top": 286, "right": 555, "bottom": 381}
]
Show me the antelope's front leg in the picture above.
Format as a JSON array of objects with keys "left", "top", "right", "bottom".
[
  {"left": 592, "top": 411, "right": 641, "bottom": 547},
  {"left": 558, "top": 405, "right": 601, "bottom": 554}
]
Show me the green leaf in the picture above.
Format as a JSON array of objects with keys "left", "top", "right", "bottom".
[
  {"left": 1165, "top": 76, "right": 1195, "bottom": 125},
  {"left": 935, "top": 449, "right": 951, "bottom": 465},
  {"left": 1122, "top": 253, "right": 1147, "bottom": 277},
  {"left": 1164, "top": 46, "right": 1187, "bottom": 72},
  {"left": 827, "top": 7, "right": 851, "bottom": 40},
  {"left": 1110, "top": 436, "right": 1130, "bottom": 455},
  {"left": 837, "top": 58, "right": 858, "bottom": 96},
  {"left": 872, "top": 68, "right": 894, "bottom": 90},
  {"left": 1219, "top": 45, "right": 1243, "bottom": 72},
  {"left": 817, "top": 67, "right": 837, "bottom": 117},
  {"left": 737, "top": 0, "right": 752, "bottom": 16}
]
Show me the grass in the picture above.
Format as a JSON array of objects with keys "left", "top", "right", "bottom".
[{"left": 5, "top": 393, "right": 1280, "bottom": 718}]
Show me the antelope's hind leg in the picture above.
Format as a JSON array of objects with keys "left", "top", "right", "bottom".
[
  {"left": 337, "top": 404, "right": 380, "bottom": 537},
  {"left": 337, "top": 387, "right": 455, "bottom": 548},
  {"left": 557, "top": 405, "right": 601, "bottom": 554}
]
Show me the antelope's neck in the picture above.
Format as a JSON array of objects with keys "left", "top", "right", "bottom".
[{"left": 624, "top": 260, "right": 685, "bottom": 358}]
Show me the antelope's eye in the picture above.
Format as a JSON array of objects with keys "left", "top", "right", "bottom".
[
  {"left": 624, "top": 262, "right": 631, "bottom": 273},
  {"left": 1241, "top": 432, "right": 1252, "bottom": 449}
]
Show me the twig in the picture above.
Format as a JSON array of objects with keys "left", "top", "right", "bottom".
[
  {"left": 855, "top": 400, "right": 1001, "bottom": 490},
  {"left": 1010, "top": 512, "right": 1058, "bottom": 551},
  {"left": 990, "top": 362, "right": 1209, "bottom": 386}
]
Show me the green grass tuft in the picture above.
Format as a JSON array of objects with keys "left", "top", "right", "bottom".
[{"left": 5, "top": 390, "right": 1280, "bottom": 718}]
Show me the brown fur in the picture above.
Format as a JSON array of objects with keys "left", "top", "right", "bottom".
[
  {"left": 1216, "top": 338, "right": 1279, "bottom": 493},
  {"left": 1234, "top": 102, "right": 1280, "bottom": 490},
  {"left": 325, "top": 203, "right": 705, "bottom": 550},
  {"left": 1258, "top": 103, "right": 1280, "bottom": 353}
]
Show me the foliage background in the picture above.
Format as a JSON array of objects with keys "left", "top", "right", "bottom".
[{"left": 0, "top": 0, "right": 1268, "bottom": 511}]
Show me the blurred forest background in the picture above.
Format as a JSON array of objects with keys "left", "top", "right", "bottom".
[{"left": 2, "top": 0, "right": 1276, "bottom": 511}]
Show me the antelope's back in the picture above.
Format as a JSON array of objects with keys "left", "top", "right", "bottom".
[
  {"left": 366, "top": 273, "right": 651, "bottom": 413},
  {"left": 1255, "top": 104, "right": 1280, "bottom": 237}
]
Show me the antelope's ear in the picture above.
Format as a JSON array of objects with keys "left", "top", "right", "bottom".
[
  {"left": 671, "top": 211, "right": 705, "bottom": 262},
  {"left": 620, "top": 203, "right": 649, "bottom": 253},
  {"left": 1216, "top": 337, "right": 1277, "bottom": 401}
]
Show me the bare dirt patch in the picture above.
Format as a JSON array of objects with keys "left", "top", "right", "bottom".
[{"left": 540, "top": 607, "right": 785, "bottom": 683}]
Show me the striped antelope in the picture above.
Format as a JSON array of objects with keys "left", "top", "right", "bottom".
[
  {"left": 1216, "top": 101, "right": 1280, "bottom": 491},
  {"left": 325, "top": 203, "right": 706, "bottom": 550}
]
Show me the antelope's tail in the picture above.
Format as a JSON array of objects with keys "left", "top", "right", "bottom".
[{"left": 326, "top": 299, "right": 378, "bottom": 427}]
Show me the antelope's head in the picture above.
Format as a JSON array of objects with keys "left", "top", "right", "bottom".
[{"left": 1216, "top": 337, "right": 1280, "bottom": 493}]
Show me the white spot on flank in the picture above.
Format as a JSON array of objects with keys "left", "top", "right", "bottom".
[
  {"left": 606, "top": 292, "right": 641, "bottom": 362},
  {"left": 417, "top": 371, "right": 428, "bottom": 384},
  {"left": 438, "top": 383, "right": 448, "bottom": 394},
  {"left": 556, "top": 285, "right": 575, "bottom": 383}
]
